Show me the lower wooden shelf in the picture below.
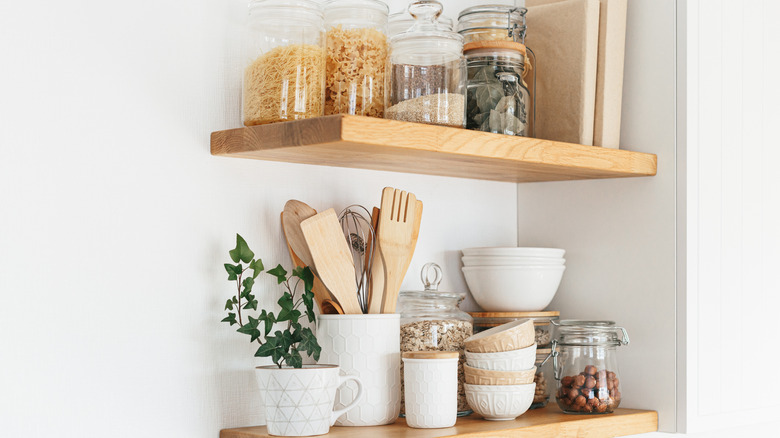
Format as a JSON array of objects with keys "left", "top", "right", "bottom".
[{"left": 219, "top": 406, "right": 658, "bottom": 438}]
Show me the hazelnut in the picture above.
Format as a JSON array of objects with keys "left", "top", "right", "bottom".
[
  {"left": 561, "top": 376, "right": 574, "bottom": 387},
  {"left": 607, "top": 371, "right": 616, "bottom": 380},
  {"left": 568, "top": 388, "right": 579, "bottom": 400},
  {"left": 584, "top": 365, "right": 598, "bottom": 375},
  {"left": 597, "top": 403, "right": 608, "bottom": 413},
  {"left": 607, "top": 380, "right": 615, "bottom": 390},
  {"left": 582, "top": 403, "right": 593, "bottom": 413},
  {"left": 574, "top": 395, "right": 586, "bottom": 407},
  {"left": 581, "top": 388, "right": 593, "bottom": 399},
  {"left": 585, "top": 376, "right": 597, "bottom": 389},
  {"left": 588, "top": 397, "right": 599, "bottom": 407},
  {"left": 613, "top": 378, "right": 620, "bottom": 388},
  {"left": 573, "top": 375, "right": 586, "bottom": 388},
  {"left": 613, "top": 390, "right": 622, "bottom": 401}
]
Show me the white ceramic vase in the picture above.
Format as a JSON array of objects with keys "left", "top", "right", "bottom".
[
  {"left": 316, "top": 314, "right": 401, "bottom": 426},
  {"left": 255, "top": 365, "right": 364, "bottom": 437}
]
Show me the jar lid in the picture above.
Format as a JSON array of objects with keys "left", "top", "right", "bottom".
[
  {"left": 457, "top": 4, "right": 528, "bottom": 24},
  {"left": 390, "top": 0, "right": 464, "bottom": 63},
  {"left": 249, "top": 0, "right": 324, "bottom": 19},
  {"left": 324, "top": 0, "right": 389, "bottom": 14},
  {"left": 389, "top": 11, "right": 453, "bottom": 37},
  {"left": 403, "top": 351, "right": 459, "bottom": 359},
  {"left": 470, "top": 311, "right": 560, "bottom": 318},
  {"left": 399, "top": 262, "right": 466, "bottom": 301},
  {"left": 553, "top": 320, "right": 630, "bottom": 347},
  {"left": 463, "top": 41, "right": 527, "bottom": 55}
]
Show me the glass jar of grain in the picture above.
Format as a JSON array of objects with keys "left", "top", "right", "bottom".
[
  {"left": 324, "top": 0, "right": 389, "bottom": 117},
  {"left": 387, "top": 0, "right": 466, "bottom": 127},
  {"left": 243, "top": 0, "right": 326, "bottom": 126},
  {"left": 464, "top": 41, "right": 534, "bottom": 137},
  {"left": 397, "top": 263, "right": 473, "bottom": 416}
]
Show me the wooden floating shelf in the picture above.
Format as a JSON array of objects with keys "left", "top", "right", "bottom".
[
  {"left": 220, "top": 407, "right": 658, "bottom": 438},
  {"left": 210, "top": 115, "right": 657, "bottom": 183}
]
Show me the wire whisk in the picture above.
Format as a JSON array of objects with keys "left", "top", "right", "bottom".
[{"left": 338, "top": 205, "right": 375, "bottom": 314}]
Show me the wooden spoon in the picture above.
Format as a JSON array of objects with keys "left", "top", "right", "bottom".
[
  {"left": 367, "top": 207, "right": 384, "bottom": 314},
  {"left": 281, "top": 211, "right": 342, "bottom": 314},
  {"left": 378, "top": 188, "right": 418, "bottom": 314},
  {"left": 282, "top": 200, "right": 317, "bottom": 269},
  {"left": 300, "top": 208, "right": 363, "bottom": 315}
]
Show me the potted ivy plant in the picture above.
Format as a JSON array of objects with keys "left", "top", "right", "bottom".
[{"left": 221, "top": 234, "right": 363, "bottom": 437}]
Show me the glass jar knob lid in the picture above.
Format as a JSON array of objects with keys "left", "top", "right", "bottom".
[{"left": 421, "top": 262, "right": 443, "bottom": 291}]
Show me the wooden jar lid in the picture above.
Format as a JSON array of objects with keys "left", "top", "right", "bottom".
[
  {"left": 463, "top": 40, "right": 527, "bottom": 55},
  {"left": 402, "top": 351, "right": 459, "bottom": 360},
  {"left": 469, "top": 311, "right": 560, "bottom": 318}
]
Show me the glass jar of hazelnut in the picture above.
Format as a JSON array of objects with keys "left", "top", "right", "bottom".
[{"left": 550, "top": 320, "right": 630, "bottom": 414}]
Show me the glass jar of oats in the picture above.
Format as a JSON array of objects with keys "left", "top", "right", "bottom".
[
  {"left": 323, "top": 0, "right": 388, "bottom": 117},
  {"left": 243, "top": 0, "right": 326, "bottom": 126},
  {"left": 398, "top": 263, "right": 473, "bottom": 416}
]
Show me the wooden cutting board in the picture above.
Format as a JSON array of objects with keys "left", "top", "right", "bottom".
[{"left": 526, "top": 0, "right": 600, "bottom": 146}]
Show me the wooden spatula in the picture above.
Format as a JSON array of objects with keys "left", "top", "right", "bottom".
[
  {"left": 281, "top": 211, "right": 342, "bottom": 314},
  {"left": 300, "top": 208, "right": 363, "bottom": 315},
  {"left": 367, "top": 207, "right": 384, "bottom": 314},
  {"left": 378, "top": 188, "right": 418, "bottom": 314}
]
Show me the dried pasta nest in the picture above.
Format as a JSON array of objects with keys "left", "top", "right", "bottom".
[
  {"left": 243, "top": 44, "right": 325, "bottom": 126},
  {"left": 325, "top": 25, "right": 387, "bottom": 117}
]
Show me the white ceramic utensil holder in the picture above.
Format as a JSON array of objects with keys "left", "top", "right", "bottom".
[
  {"left": 402, "top": 352, "right": 459, "bottom": 429},
  {"left": 255, "top": 365, "right": 363, "bottom": 437},
  {"left": 316, "top": 314, "right": 401, "bottom": 426}
]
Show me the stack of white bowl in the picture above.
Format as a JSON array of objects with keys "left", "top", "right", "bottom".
[
  {"left": 461, "top": 247, "right": 566, "bottom": 312},
  {"left": 462, "top": 320, "right": 537, "bottom": 421}
]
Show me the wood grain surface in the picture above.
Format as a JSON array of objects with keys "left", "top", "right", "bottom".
[
  {"left": 210, "top": 115, "right": 657, "bottom": 183},
  {"left": 219, "top": 406, "right": 657, "bottom": 438}
]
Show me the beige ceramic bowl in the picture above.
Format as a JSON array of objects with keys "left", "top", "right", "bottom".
[
  {"left": 464, "top": 319, "right": 535, "bottom": 353},
  {"left": 464, "top": 364, "right": 536, "bottom": 385}
]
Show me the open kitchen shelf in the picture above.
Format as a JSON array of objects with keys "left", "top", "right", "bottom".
[
  {"left": 210, "top": 115, "right": 657, "bottom": 183},
  {"left": 219, "top": 406, "right": 658, "bottom": 438}
]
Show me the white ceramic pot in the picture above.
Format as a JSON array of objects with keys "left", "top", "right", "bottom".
[
  {"left": 255, "top": 364, "right": 364, "bottom": 437},
  {"left": 316, "top": 314, "right": 401, "bottom": 426}
]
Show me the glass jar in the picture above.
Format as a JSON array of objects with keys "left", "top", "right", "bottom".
[
  {"left": 243, "top": 0, "right": 326, "bottom": 126},
  {"left": 470, "top": 311, "right": 559, "bottom": 348},
  {"left": 398, "top": 263, "right": 473, "bottom": 416},
  {"left": 388, "top": 11, "right": 453, "bottom": 37},
  {"left": 551, "top": 320, "right": 630, "bottom": 414},
  {"left": 387, "top": 0, "right": 466, "bottom": 127},
  {"left": 324, "top": 0, "right": 388, "bottom": 117},
  {"left": 464, "top": 41, "right": 534, "bottom": 137},
  {"left": 532, "top": 347, "right": 553, "bottom": 409},
  {"left": 456, "top": 5, "right": 527, "bottom": 44}
]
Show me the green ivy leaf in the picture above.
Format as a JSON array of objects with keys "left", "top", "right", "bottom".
[
  {"left": 255, "top": 337, "right": 277, "bottom": 357},
  {"left": 285, "top": 349, "right": 303, "bottom": 369},
  {"left": 293, "top": 266, "right": 314, "bottom": 293},
  {"left": 302, "top": 290, "right": 315, "bottom": 323},
  {"left": 298, "top": 327, "right": 321, "bottom": 362},
  {"left": 277, "top": 308, "right": 301, "bottom": 323},
  {"left": 224, "top": 263, "right": 241, "bottom": 281},
  {"left": 258, "top": 310, "right": 275, "bottom": 336},
  {"left": 250, "top": 259, "right": 264, "bottom": 279},
  {"left": 243, "top": 297, "right": 258, "bottom": 311},
  {"left": 224, "top": 299, "right": 234, "bottom": 311},
  {"left": 230, "top": 234, "right": 255, "bottom": 264},
  {"left": 221, "top": 313, "right": 237, "bottom": 326},
  {"left": 267, "top": 264, "right": 288, "bottom": 284},
  {"left": 237, "top": 316, "right": 262, "bottom": 342}
]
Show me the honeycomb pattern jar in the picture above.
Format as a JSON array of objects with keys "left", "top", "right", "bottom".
[{"left": 402, "top": 351, "right": 459, "bottom": 428}]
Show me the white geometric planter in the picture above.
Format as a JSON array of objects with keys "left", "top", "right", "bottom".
[{"left": 255, "top": 365, "right": 363, "bottom": 437}]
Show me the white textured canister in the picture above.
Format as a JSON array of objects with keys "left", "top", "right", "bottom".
[{"left": 402, "top": 351, "right": 459, "bottom": 429}]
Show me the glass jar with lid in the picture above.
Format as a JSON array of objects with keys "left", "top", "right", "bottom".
[
  {"left": 398, "top": 263, "right": 473, "bottom": 416},
  {"left": 551, "top": 320, "right": 630, "bottom": 414},
  {"left": 388, "top": 10, "right": 453, "bottom": 37},
  {"left": 456, "top": 4, "right": 528, "bottom": 44},
  {"left": 243, "top": 0, "right": 326, "bottom": 126},
  {"left": 387, "top": 0, "right": 466, "bottom": 127},
  {"left": 324, "top": 0, "right": 388, "bottom": 117}
]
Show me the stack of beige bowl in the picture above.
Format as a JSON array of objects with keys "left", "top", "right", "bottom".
[{"left": 463, "top": 319, "right": 537, "bottom": 421}]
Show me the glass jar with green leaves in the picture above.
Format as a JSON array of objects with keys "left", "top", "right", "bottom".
[{"left": 465, "top": 41, "right": 534, "bottom": 137}]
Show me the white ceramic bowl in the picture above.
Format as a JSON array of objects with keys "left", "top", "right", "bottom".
[
  {"left": 462, "top": 255, "right": 565, "bottom": 266},
  {"left": 461, "top": 265, "right": 565, "bottom": 312},
  {"left": 462, "top": 247, "right": 566, "bottom": 258},
  {"left": 465, "top": 343, "right": 537, "bottom": 371},
  {"left": 465, "top": 383, "right": 536, "bottom": 421}
]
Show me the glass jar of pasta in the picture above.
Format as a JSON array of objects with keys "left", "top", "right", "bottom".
[
  {"left": 243, "top": 0, "right": 326, "bottom": 126},
  {"left": 386, "top": 0, "right": 466, "bottom": 127},
  {"left": 324, "top": 0, "right": 389, "bottom": 117}
]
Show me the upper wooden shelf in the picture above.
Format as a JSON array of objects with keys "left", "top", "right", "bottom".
[
  {"left": 220, "top": 406, "right": 658, "bottom": 438},
  {"left": 210, "top": 115, "right": 657, "bottom": 183}
]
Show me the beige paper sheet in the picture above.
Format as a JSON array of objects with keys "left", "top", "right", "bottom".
[{"left": 528, "top": 0, "right": 627, "bottom": 148}]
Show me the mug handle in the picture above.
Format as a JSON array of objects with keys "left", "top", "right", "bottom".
[{"left": 330, "top": 374, "right": 364, "bottom": 426}]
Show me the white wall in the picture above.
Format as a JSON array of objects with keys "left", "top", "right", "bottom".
[
  {"left": 0, "top": 1, "right": 517, "bottom": 436},
  {"left": 516, "top": 0, "right": 678, "bottom": 432}
]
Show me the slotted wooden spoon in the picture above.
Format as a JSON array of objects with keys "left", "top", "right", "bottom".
[
  {"left": 300, "top": 208, "right": 363, "bottom": 315},
  {"left": 377, "top": 188, "right": 418, "bottom": 314}
]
